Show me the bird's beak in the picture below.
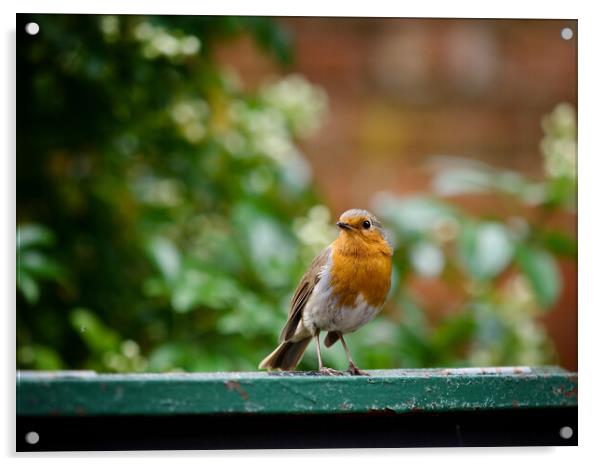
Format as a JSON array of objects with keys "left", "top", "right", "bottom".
[{"left": 336, "top": 221, "right": 353, "bottom": 231}]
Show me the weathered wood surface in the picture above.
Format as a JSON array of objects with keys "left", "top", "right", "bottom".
[{"left": 17, "top": 366, "right": 577, "bottom": 417}]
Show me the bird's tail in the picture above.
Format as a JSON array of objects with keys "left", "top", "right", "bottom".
[{"left": 258, "top": 338, "right": 311, "bottom": 371}]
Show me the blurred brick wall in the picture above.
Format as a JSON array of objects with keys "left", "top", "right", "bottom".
[{"left": 215, "top": 18, "right": 577, "bottom": 370}]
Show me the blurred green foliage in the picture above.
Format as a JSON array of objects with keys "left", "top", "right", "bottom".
[
  {"left": 371, "top": 102, "right": 576, "bottom": 368},
  {"left": 17, "top": 15, "right": 576, "bottom": 372}
]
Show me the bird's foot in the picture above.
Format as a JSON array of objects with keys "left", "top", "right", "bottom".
[
  {"left": 319, "top": 366, "right": 345, "bottom": 376},
  {"left": 348, "top": 363, "right": 369, "bottom": 376}
]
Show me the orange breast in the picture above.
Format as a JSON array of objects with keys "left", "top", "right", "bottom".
[{"left": 329, "top": 236, "right": 392, "bottom": 308}]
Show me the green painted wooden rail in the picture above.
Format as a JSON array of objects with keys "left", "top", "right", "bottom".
[{"left": 17, "top": 366, "right": 577, "bottom": 416}]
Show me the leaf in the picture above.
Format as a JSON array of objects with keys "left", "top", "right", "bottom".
[
  {"left": 171, "top": 267, "right": 240, "bottom": 313},
  {"left": 458, "top": 222, "right": 514, "bottom": 279},
  {"left": 216, "top": 291, "right": 279, "bottom": 336},
  {"left": 17, "top": 224, "right": 56, "bottom": 250},
  {"left": 70, "top": 308, "right": 121, "bottom": 353},
  {"left": 432, "top": 167, "right": 495, "bottom": 196},
  {"left": 232, "top": 202, "right": 297, "bottom": 286},
  {"left": 472, "top": 301, "right": 507, "bottom": 345},
  {"left": 539, "top": 230, "right": 577, "bottom": 259},
  {"left": 516, "top": 246, "right": 562, "bottom": 308},
  {"left": 409, "top": 241, "right": 445, "bottom": 277},
  {"left": 19, "top": 251, "right": 65, "bottom": 279},
  {"left": 430, "top": 157, "right": 527, "bottom": 197},
  {"left": 398, "top": 293, "right": 428, "bottom": 336},
  {"left": 431, "top": 313, "right": 477, "bottom": 352},
  {"left": 397, "top": 326, "right": 435, "bottom": 366},
  {"left": 146, "top": 343, "right": 186, "bottom": 372},
  {"left": 19, "top": 345, "right": 63, "bottom": 370},
  {"left": 17, "top": 269, "right": 39, "bottom": 304},
  {"left": 249, "top": 18, "right": 293, "bottom": 65},
  {"left": 146, "top": 237, "right": 181, "bottom": 283},
  {"left": 373, "top": 194, "right": 458, "bottom": 238}
]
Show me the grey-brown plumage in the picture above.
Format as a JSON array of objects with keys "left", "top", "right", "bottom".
[{"left": 259, "top": 248, "right": 330, "bottom": 371}]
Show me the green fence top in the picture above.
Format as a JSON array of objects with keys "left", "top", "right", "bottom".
[{"left": 17, "top": 366, "right": 577, "bottom": 417}]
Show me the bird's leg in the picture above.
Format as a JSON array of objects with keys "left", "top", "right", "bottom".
[
  {"left": 339, "top": 333, "right": 369, "bottom": 376},
  {"left": 315, "top": 332, "right": 343, "bottom": 376}
]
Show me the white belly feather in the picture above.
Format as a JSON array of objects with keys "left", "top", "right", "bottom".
[{"left": 299, "top": 259, "right": 382, "bottom": 336}]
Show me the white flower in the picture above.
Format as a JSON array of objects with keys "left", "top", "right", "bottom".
[
  {"left": 133, "top": 21, "right": 202, "bottom": 60},
  {"left": 541, "top": 103, "right": 577, "bottom": 180},
  {"left": 260, "top": 74, "right": 328, "bottom": 137}
]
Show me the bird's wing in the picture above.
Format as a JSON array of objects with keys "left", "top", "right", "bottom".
[{"left": 279, "top": 246, "right": 331, "bottom": 342}]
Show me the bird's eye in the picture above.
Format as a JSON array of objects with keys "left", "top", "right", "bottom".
[{"left": 362, "top": 220, "right": 371, "bottom": 229}]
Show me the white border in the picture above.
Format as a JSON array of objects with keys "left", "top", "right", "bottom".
[{"left": 5, "top": 0, "right": 584, "bottom": 17}]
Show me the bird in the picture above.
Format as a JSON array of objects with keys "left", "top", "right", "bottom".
[{"left": 259, "top": 208, "right": 393, "bottom": 375}]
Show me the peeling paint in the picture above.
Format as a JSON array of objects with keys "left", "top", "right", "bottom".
[
  {"left": 563, "top": 387, "right": 577, "bottom": 399},
  {"left": 224, "top": 380, "right": 249, "bottom": 401}
]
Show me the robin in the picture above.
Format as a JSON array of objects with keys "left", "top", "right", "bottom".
[{"left": 259, "top": 209, "right": 393, "bottom": 375}]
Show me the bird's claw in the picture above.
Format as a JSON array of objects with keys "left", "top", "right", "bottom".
[
  {"left": 319, "top": 367, "right": 345, "bottom": 376},
  {"left": 348, "top": 364, "right": 369, "bottom": 376}
]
